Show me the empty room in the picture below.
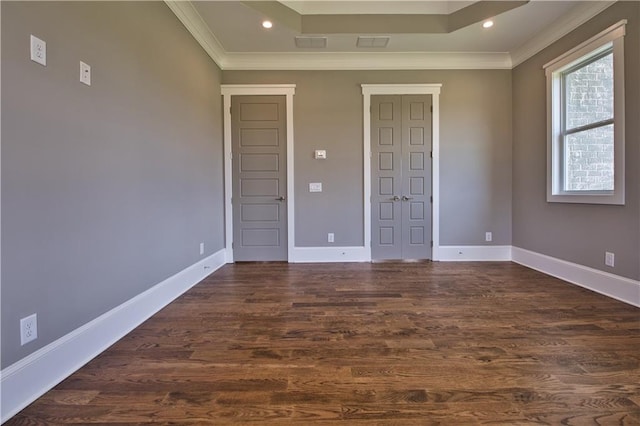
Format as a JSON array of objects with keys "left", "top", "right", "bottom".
[{"left": 1, "top": 0, "right": 639, "bottom": 424}]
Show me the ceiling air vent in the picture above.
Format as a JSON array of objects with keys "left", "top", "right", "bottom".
[
  {"left": 356, "top": 36, "right": 390, "bottom": 48},
  {"left": 295, "top": 36, "right": 328, "bottom": 48}
]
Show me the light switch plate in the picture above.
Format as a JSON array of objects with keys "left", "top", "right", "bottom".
[
  {"left": 80, "top": 61, "right": 91, "bottom": 86},
  {"left": 309, "top": 182, "right": 322, "bottom": 192},
  {"left": 314, "top": 150, "right": 327, "bottom": 160},
  {"left": 30, "top": 35, "right": 47, "bottom": 66}
]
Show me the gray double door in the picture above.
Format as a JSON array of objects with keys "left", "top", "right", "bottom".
[
  {"left": 231, "top": 95, "right": 287, "bottom": 261},
  {"left": 371, "top": 95, "right": 433, "bottom": 260}
]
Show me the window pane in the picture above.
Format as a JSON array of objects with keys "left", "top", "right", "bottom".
[
  {"left": 565, "top": 52, "right": 613, "bottom": 130},
  {"left": 564, "top": 124, "right": 614, "bottom": 191}
]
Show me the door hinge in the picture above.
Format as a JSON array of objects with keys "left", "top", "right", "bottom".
[
  {"left": 430, "top": 195, "right": 433, "bottom": 203},
  {"left": 430, "top": 151, "right": 433, "bottom": 158},
  {"left": 430, "top": 105, "right": 433, "bottom": 113},
  {"left": 430, "top": 241, "right": 433, "bottom": 247},
  {"left": 232, "top": 242, "right": 234, "bottom": 249}
]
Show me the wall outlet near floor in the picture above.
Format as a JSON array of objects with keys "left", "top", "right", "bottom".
[
  {"left": 199, "top": 242, "right": 205, "bottom": 255},
  {"left": 328, "top": 233, "right": 335, "bottom": 243},
  {"left": 20, "top": 313, "right": 38, "bottom": 345},
  {"left": 605, "top": 251, "right": 615, "bottom": 267},
  {"left": 485, "top": 232, "right": 492, "bottom": 242}
]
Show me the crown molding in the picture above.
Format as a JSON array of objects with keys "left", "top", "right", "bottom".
[
  {"left": 510, "top": 1, "right": 616, "bottom": 67},
  {"left": 167, "top": 0, "right": 615, "bottom": 71},
  {"left": 164, "top": 0, "right": 227, "bottom": 68},
  {"left": 223, "top": 51, "right": 512, "bottom": 70}
]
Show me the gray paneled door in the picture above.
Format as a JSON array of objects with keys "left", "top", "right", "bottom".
[
  {"left": 231, "top": 95, "right": 287, "bottom": 261},
  {"left": 371, "top": 95, "right": 432, "bottom": 260}
]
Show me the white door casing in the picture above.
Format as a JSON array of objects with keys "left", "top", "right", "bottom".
[
  {"left": 221, "top": 84, "right": 296, "bottom": 263},
  {"left": 362, "top": 84, "right": 442, "bottom": 261}
]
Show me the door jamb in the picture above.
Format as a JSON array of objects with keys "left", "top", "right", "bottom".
[
  {"left": 361, "top": 84, "right": 442, "bottom": 261},
  {"left": 221, "top": 84, "right": 296, "bottom": 263}
]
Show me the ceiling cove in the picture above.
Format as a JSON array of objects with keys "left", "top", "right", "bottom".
[
  {"left": 164, "top": 1, "right": 614, "bottom": 70},
  {"left": 241, "top": 1, "right": 529, "bottom": 34}
]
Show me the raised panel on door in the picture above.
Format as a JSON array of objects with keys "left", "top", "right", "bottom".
[
  {"left": 401, "top": 95, "right": 432, "bottom": 259},
  {"left": 232, "top": 95, "right": 287, "bottom": 261},
  {"left": 371, "top": 96, "right": 402, "bottom": 260}
]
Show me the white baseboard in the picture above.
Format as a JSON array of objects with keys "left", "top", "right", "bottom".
[
  {"left": 0, "top": 249, "right": 227, "bottom": 424},
  {"left": 512, "top": 247, "right": 640, "bottom": 308},
  {"left": 289, "top": 245, "right": 512, "bottom": 263},
  {"left": 290, "top": 246, "right": 369, "bottom": 263},
  {"left": 438, "top": 245, "right": 512, "bottom": 261}
]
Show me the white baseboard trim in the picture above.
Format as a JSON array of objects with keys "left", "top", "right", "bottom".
[
  {"left": 512, "top": 246, "right": 640, "bottom": 308},
  {"left": 290, "top": 246, "right": 369, "bottom": 263},
  {"left": 0, "top": 249, "right": 227, "bottom": 424},
  {"left": 438, "top": 245, "right": 512, "bottom": 261}
]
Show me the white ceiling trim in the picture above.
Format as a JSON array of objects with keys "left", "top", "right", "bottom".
[
  {"left": 164, "top": 1, "right": 227, "bottom": 67},
  {"left": 510, "top": 1, "right": 615, "bottom": 67},
  {"left": 223, "top": 51, "right": 512, "bottom": 70},
  {"left": 166, "top": 0, "right": 616, "bottom": 71}
]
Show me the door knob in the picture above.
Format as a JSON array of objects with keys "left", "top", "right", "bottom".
[
  {"left": 276, "top": 196, "right": 286, "bottom": 201},
  {"left": 402, "top": 195, "right": 413, "bottom": 201},
  {"left": 390, "top": 196, "right": 400, "bottom": 201}
]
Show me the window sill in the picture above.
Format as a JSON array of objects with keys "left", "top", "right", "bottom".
[{"left": 547, "top": 192, "right": 625, "bottom": 205}]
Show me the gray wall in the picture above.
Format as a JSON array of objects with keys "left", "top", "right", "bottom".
[
  {"left": 222, "top": 70, "right": 513, "bottom": 248},
  {"left": 1, "top": 2, "right": 224, "bottom": 368},
  {"left": 512, "top": 1, "right": 640, "bottom": 280}
]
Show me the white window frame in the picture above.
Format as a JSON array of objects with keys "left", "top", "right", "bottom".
[{"left": 544, "top": 20, "right": 626, "bottom": 205}]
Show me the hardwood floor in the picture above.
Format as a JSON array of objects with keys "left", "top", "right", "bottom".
[{"left": 8, "top": 262, "right": 640, "bottom": 425}]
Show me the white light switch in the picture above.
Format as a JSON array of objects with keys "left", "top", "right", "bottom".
[
  {"left": 309, "top": 182, "right": 322, "bottom": 192},
  {"left": 30, "top": 35, "right": 47, "bottom": 66},
  {"left": 314, "top": 150, "right": 327, "bottom": 160},
  {"left": 80, "top": 61, "right": 91, "bottom": 86}
]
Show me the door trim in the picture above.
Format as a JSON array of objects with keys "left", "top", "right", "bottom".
[
  {"left": 362, "top": 84, "right": 442, "bottom": 261},
  {"left": 221, "top": 84, "right": 296, "bottom": 262}
]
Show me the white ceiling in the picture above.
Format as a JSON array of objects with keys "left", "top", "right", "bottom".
[{"left": 169, "top": 1, "right": 615, "bottom": 69}]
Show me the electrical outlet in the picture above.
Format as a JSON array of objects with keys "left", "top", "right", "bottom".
[
  {"left": 328, "top": 233, "right": 335, "bottom": 243},
  {"left": 20, "top": 314, "right": 38, "bottom": 345},
  {"left": 485, "top": 232, "right": 492, "bottom": 242},
  {"left": 199, "top": 242, "right": 205, "bottom": 255},
  {"left": 605, "top": 251, "right": 615, "bottom": 267},
  {"left": 30, "top": 35, "right": 47, "bottom": 66}
]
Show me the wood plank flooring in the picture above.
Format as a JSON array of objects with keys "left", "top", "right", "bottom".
[{"left": 8, "top": 262, "right": 640, "bottom": 425}]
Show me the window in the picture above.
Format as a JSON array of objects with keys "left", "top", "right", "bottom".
[{"left": 545, "top": 20, "right": 626, "bottom": 204}]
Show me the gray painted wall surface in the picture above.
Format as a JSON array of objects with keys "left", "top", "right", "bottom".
[
  {"left": 222, "top": 70, "right": 513, "bottom": 248},
  {"left": 1, "top": 2, "right": 224, "bottom": 368},
  {"left": 512, "top": 2, "right": 640, "bottom": 280}
]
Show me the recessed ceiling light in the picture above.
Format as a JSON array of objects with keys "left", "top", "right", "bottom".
[
  {"left": 482, "top": 20, "right": 494, "bottom": 29},
  {"left": 262, "top": 20, "right": 273, "bottom": 29}
]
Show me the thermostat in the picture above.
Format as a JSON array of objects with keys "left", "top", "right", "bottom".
[{"left": 314, "top": 150, "right": 327, "bottom": 160}]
